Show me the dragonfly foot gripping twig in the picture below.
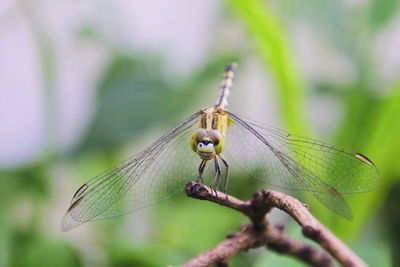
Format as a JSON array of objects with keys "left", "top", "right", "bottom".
[{"left": 182, "top": 181, "right": 367, "bottom": 267}]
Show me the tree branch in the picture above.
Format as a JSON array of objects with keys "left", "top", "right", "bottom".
[{"left": 181, "top": 182, "right": 367, "bottom": 267}]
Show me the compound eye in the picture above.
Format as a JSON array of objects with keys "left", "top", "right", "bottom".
[
  {"left": 192, "top": 128, "right": 208, "bottom": 143},
  {"left": 208, "top": 129, "right": 221, "bottom": 145}
]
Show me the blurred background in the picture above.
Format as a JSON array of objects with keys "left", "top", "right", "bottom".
[{"left": 1, "top": 0, "right": 400, "bottom": 266}]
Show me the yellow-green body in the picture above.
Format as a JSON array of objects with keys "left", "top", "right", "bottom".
[
  {"left": 190, "top": 63, "right": 236, "bottom": 161},
  {"left": 190, "top": 108, "right": 232, "bottom": 156}
]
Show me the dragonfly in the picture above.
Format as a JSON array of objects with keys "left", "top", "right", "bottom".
[{"left": 61, "top": 63, "right": 379, "bottom": 231}]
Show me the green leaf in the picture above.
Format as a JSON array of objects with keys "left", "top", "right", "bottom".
[
  {"left": 368, "top": 0, "right": 400, "bottom": 30},
  {"left": 226, "top": 0, "right": 309, "bottom": 134}
]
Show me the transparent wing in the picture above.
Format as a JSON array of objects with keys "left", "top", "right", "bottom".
[
  {"left": 61, "top": 112, "right": 201, "bottom": 231},
  {"left": 225, "top": 112, "right": 378, "bottom": 219},
  {"left": 230, "top": 114, "right": 379, "bottom": 193}
]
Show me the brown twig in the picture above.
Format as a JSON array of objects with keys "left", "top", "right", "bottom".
[{"left": 181, "top": 182, "right": 367, "bottom": 267}]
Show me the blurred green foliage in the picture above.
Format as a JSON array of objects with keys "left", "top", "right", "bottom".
[
  {"left": 368, "top": 0, "right": 400, "bottom": 30},
  {"left": 228, "top": 0, "right": 309, "bottom": 135},
  {"left": 80, "top": 56, "right": 238, "bottom": 152},
  {"left": 1, "top": 0, "right": 400, "bottom": 266}
]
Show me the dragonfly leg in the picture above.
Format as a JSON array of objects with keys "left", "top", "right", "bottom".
[
  {"left": 210, "top": 157, "right": 222, "bottom": 191},
  {"left": 196, "top": 160, "right": 207, "bottom": 184},
  {"left": 218, "top": 154, "right": 229, "bottom": 193}
]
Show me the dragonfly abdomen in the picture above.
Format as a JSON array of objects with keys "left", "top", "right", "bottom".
[{"left": 215, "top": 63, "right": 237, "bottom": 109}]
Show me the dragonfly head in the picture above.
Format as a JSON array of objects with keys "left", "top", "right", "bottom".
[{"left": 191, "top": 128, "right": 222, "bottom": 160}]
